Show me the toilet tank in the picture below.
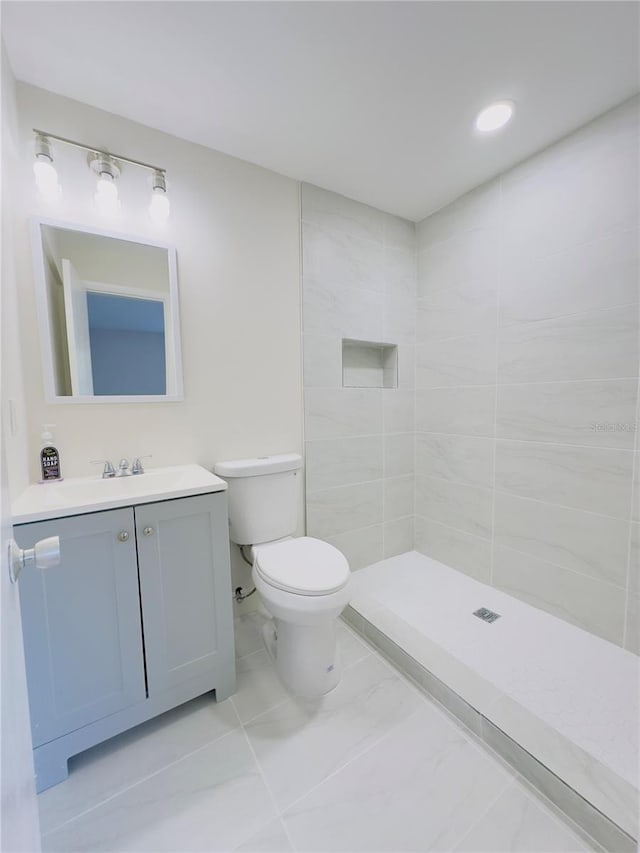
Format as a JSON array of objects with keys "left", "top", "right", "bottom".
[{"left": 214, "top": 453, "right": 303, "bottom": 546}]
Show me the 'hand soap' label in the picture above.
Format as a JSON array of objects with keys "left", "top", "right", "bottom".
[{"left": 41, "top": 446, "right": 61, "bottom": 481}]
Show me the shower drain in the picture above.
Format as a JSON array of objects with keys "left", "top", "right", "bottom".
[{"left": 473, "top": 607, "right": 501, "bottom": 623}]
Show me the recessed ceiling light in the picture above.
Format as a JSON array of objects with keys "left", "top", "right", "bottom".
[{"left": 475, "top": 101, "right": 514, "bottom": 133}]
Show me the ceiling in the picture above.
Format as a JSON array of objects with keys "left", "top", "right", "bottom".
[{"left": 3, "top": 1, "right": 638, "bottom": 221}]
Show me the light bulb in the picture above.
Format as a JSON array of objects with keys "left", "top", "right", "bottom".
[
  {"left": 475, "top": 101, "right": 514, "bottom": 133},
  {"left": 149, "top": 188, "right": 170, "bottom": 224},
  {"left": 33, "top": 158, "right": 61, "bottom": 202},
  {"left": 94, "top": 175, "right": 119, "bottom": 215}
]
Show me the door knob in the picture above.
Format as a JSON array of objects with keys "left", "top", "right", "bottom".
[
  {"left": 143, "top": 527, "right": 154, "bottom": 536},
  {"left": 8, "top": 536, "right": 60, "bottom": 584},
  {"left": 117, "top": 531, "right": 130, "bottom": 542}
]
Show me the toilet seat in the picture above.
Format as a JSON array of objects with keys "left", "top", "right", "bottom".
[{"left": 254, "top": 536, "right": 350, "bottom": 596}]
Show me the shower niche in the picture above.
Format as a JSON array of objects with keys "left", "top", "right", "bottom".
[{"left": 341, "top": 339, "right": 398, "bottom": 389}]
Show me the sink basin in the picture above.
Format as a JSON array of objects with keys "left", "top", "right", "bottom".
[{"left": 12, "top": 464, "right": 227, "bottom": 524}]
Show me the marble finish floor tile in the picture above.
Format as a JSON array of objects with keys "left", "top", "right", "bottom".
[
  {"left": 41, "top": 729, "right": 278, "bottom": 852},
  {"left": 39, "top": 609, "right": 596, "bottom": 853},
  {"left": 453, "top": 780, "right": 589, "bottom": 852},
  {"left": 38, "top": 693, "right": 241, "bottom": 834},
  {"left": 282, "top": 705, "right": 514, "bottom": 852},
  {"left": 244, "top": 653, "right": 422, "bottom": 811}
]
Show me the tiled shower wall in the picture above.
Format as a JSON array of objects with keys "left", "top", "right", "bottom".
[
  {"left": 415, "top": 97, "right": 639, "bottom": 651},
  {"left": 301, "top": 184, "right": 416, "bottom": 569}
]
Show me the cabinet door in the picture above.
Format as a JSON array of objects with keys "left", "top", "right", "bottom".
[
  {"left": 16, "top": 509, "right": 146, "bottom": 746},
  {"left": 135, "top": 493, "right": 233, "bottom": 694}
]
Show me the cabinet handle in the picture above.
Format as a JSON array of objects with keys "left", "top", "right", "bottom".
[
  {"left": 117, "top": 531, "right": 130, "bottom": 543},
  {"left": 143, "top": 527, "right": 154, "bottom": 537}
]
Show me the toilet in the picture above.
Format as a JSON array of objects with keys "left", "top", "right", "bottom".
[{"left": 214, "top": 453, "right": 351, "bottom": 697}]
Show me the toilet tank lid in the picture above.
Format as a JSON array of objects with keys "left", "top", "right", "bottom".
[{"left": 214, "top": 453, "right": 303, "bottom": 478}]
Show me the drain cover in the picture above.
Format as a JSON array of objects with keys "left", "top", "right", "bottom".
[{"left": 473, "top": 607, "right": 501, "bottom": 623}]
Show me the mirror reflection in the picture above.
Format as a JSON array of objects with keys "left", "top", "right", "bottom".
[{"left": 33, "top": 222, "right": 182, "bottom": 401}]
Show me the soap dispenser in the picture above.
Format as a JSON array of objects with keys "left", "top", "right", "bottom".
[{"left": 39, "top": 424, "right": 62, "bottom": 482}]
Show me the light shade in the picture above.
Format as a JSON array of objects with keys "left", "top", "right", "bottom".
[
  {"left": 475, "top": 101, "right": 514, "bottom": 133},
  {"left": 33, "top": 159, "right": 61, "bottom": 202},
  {"left": 94, "top": 174, "right": 120, "bottom": 216},
  {"left": 149, "top": 188, "right": 170, "bottom": 224}
]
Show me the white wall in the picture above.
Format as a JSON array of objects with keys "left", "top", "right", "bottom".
[
  {"left": 12, "top": 84, "right": 303, "bottom": 602},
  {"left": 301, "top": 184, "right": 416, "bottom": 569},
  {"left": 416, "top": 97, "right": 639, "bottom": 651},
  {"left": 0, "top": 43, "right": 41, "bottom": 851}
]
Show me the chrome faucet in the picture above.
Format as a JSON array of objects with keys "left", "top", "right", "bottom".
[
  {"left": 90, "top": 460, "right": 116, "bottom": 479},
  {"left": 131, "top": 455, "right": 152, "bottom": 475}
]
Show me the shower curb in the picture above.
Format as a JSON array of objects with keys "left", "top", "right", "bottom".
[{"left": 342, "top": 604, "right": 638, "bottom": 853}]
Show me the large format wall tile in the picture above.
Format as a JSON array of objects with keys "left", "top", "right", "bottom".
[
  {"left": 304, "top": 388, "right": 382, "bottom": 440},
  {"left": 493, "top": 546, "right": 627, "bottom": 645},
  {"left": 383, "top": 433, "right": 414, "bottom": 477},
  {"left": 302, "top": 222, "right": 386, "bottom": 292},
  {"left": 305, "top": 436, "right": 383, "bottom": 492},
  {"left": 501, "top": 101, "right": 638, "bottom": 261},
  {"left": 417, "top": 228, "right": 500, "bottom": 297},
  {"left": 417, "top": 280, "right": 498, "bottom": 342},
  {"left": 500, "top": 228, "right": 639, "bottom": 326},
  {"left": 383, "top": 475, "right": 414, "bottom": 521},
  {"left": 383, "top": 389, "right": 415, "bottom": 433},
  {"left": 383, "top": 245, "right": 416, "bottom": 296},
  {"left": 383, "top": 292, "right": 416, "bottom": 344},
  {"left": 415, "top": 475, "right": 493, "bottom": 539},
  {"left": 416, "top": 333, "right": 496, "bottom": 388},
  {"left": 326, "top": 524, "right": 384, "bottom": 571},
  {"left": 302, "top": 183, "right": 386, "bottom": 244},
  {"left": 493, "top": 492, "right": 629, "bottom": 587},
  {"left": 496, "top": 379, "right": 638, "bottom": 450},
  {"left": 302, "top": 334, "right": 342, "bottom": 388},
  {"left": 498, "top": 305, "right": 638, "bottom": 385},
  {"left": 415, "top": 387, "right": 496, "bottom": 436},
  {"left": 416, "top": 181, "right": 502, "bottom": 250},
  {"left": 303, "top": 278, "right": 384, "bottom": 340},
  {"left": 415, "top": 433, "right": 494, "bottom": 488},
  {"left": 495, "top": 439, "right": 633, "bottom": 518},
  {"left": 414, "top": 514, "right": 492, "bottom": 583},
  {"left": 383, "top": 517, "right": 414, "bottom": 559},
  {"left": 307, "top": 481, "right": 384, "bottom": 539},
  {"left": 625, "top": 596, "right": 640, "bottom": 655}
]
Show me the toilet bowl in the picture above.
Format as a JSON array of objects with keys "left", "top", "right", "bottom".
[
  {"left": 252, "top": 537, "right": 351, "bottom": 696},
  {"left": 213, "top": 453, "right": 352, "bottom": 698}
]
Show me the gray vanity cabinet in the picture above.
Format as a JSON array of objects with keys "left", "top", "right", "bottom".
[
  {"left": 135, "top": 494, "right": 233, "bottom": 694},
  {"left": 15, "top": 490, "right": 235, "bottom": 792},
  {"left": 17, "top": 508, "right": 146, "bottom": 747}
]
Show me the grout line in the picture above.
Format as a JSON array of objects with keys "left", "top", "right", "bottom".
[
  {"left": 449, "top": 777, "right": 516, "bottom": 851},
  {"left": 489, "top": 178, "right": 503, "bottom": 585},
  {"left": 414, "top": 375, "right": 640, "bottom": 388},
  {"left": 41, "top": 724, "right": 244, "bottom": 838},
  {"left": 621, "top": 372, "right": 640, "bottom": 650},
  {"left": 237, "top": 723, "right": 297, "bottom": 851}
]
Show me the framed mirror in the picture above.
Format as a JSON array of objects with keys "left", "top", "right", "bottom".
[{"left": 30, "top": 218, "right": 183, "bottom": 402}]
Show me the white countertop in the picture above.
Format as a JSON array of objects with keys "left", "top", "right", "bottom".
[{"left": 12, "top": 464, "right": 227, "bottom": 525}]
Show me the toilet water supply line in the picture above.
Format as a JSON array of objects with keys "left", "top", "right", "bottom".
[{"left": 234, "top": 545, "right": 257, "bottom": 601}]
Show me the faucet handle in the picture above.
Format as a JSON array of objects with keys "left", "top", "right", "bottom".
[
  {"left": 131, "top": 455, "right": 152, "bottom": 475},
  {"left": 90, "top": 460, "right": 116, "bottom": 479},
  {"left": 115, "top": 458, "right": 131, "bottom": 477}
]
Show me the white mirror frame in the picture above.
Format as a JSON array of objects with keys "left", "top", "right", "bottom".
[{"left": 30, "top": 217, "right": 184, "bottom": 404}]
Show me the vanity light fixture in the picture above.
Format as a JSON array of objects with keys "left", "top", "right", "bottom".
[
  {"left": 475, "top": 100, "right": 514, "bottom": 133},
  {"left": 32, "top": 129, "right": 170, "bottom": 223},
  {"left": 33, "top": 133, "right": 61, "bottom": 202},
  {"left": 89, "top": 154, "right": 121, "bottom": 216},
  {"left": 148, "top": 169, "right": 170, "bottom": 225}
]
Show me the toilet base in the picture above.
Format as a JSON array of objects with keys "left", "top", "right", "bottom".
[{"left": 262, "top": 617, "right": 342, "bottom": 698}]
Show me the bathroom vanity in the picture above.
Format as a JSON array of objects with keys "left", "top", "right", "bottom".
[{"left": 12, "top": 465, "right": 235, "bottom": 792}]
